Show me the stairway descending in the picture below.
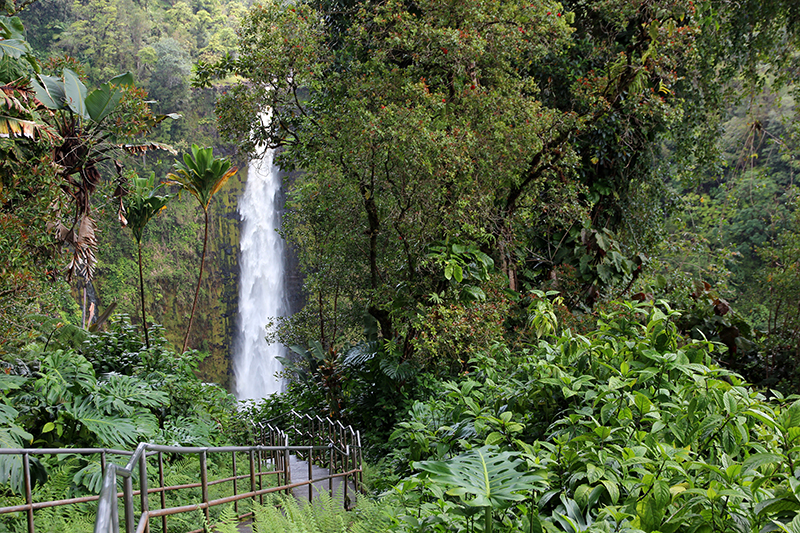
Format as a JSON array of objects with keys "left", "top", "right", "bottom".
[
  {"left": 288, "top": 454, "right": 357, "bottom": 507},
  {"left": 235, "top": 454, "right": 357, "bottom": 533}
]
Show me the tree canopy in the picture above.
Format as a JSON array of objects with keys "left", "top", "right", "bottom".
[{"left": 201, "top": 0, "right": 799, "bottom": 360}]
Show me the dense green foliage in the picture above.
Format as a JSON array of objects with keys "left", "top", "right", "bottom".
[
  {"left": 375, "top": 301, "right": 800, "bottom": 532},
  {"left": 0, "top": 2, "right": 246, "bottom": 378},
  {"left": 0, "top": 317, "right": 237, "bottom": 531},
  {"left": 3, "top": 0, "right": 800, "bottom": 531}
]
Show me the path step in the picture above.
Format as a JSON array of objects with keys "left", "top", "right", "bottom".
[{"left": 233, "top": 455, "right": 356, "bottom": 532}]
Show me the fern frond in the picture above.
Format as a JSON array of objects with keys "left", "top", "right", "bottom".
[{"left": 208, "top": 504, "right": 240, "bottom": 533}]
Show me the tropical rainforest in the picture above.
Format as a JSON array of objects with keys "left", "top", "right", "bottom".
[{"left": 2, "top": 0, "right": 800, "bottom": 531}]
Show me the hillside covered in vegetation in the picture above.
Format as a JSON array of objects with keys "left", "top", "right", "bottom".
[{"left": 2, "top": 0, "right": 800, "bottom": 530}]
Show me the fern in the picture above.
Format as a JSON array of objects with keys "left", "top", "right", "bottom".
[
  {"left": 207, "top": 504, "right": 240, "bottom": 533},
  {"left": 250, "top": 492, "right": 392, "bottom": 533},
  {"left": 32, "top": 459, "right": 76, "bottom": 501}
]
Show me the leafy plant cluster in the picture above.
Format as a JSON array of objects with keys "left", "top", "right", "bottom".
[
  {"left": 0, "top": 316, "right": 235, "bottom": 515},
  {"left": 369, "top": 300, "right": 800, "bottom": 532}
]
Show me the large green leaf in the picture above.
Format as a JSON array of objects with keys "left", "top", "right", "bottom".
[
  {"left": 63, "top": 397, "right": 138, "bottom": 447},
  {"left": 0, "top": 16, "right": 25, "bottom": 39},
  {"left": 62, "top": 68, "right": 88, "bottom": 119},
  {"left": 0, "top": 422, "right": 32, "bottom": 495},
  {"left": 35, "top": 350, "right": 96, "bottom": 404},
  {"left": 414, "top": 445, "right": 546, "bottom": 509},
  {"left": 0, "top": 430, "right": 23, "bottom": 493},
  {"left": 85, "top": 81, "right": 123, "bottom": 124},
  {"left": 73, "top": 457, "right": 104, "bottom": 493},
  {"left": 0, "top": 38, "right": 29, "bottom": 59},
  {"left": 85, "top": 71, "right": 134, "bottom": 124},
  {"left": 97, "top": 373, "right": 169, "bottom": 413},
  {"left": 108, "top": 71, "right": 134, "bottom": 86},
  {"left": 32, "top": 74, "right": 66, "bottom": 109}
]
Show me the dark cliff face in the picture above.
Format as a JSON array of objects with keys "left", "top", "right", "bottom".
[
  {"left": 193, "top": 157, "right": 247, "bottom": 389},
  {"left": 196, "top": 158, "right": 305, "bottom": 391}
]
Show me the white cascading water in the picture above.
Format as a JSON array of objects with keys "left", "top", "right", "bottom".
[{"left": 233, "top": 142, "right": 286, "bottom": 400}]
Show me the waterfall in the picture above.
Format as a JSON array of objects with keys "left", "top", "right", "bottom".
[{"left": 233, "top": 144, "right": 286, "bottom": 400}]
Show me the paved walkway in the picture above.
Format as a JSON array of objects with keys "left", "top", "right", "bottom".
[{"left": 235, "top": 454, "right": 357, "bottom": 532}]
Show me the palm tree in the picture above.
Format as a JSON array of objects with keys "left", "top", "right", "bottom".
[
  {"left": 167, "top": 144, "right": 237, "bottom": 353},
  {"left": 121, "top": 171, "right": 173, "bottom": 349}
]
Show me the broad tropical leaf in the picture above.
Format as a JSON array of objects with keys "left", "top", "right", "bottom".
[
  {"left": 97, "top": 373, "right": 169, "bottom": 412},
  {"left": 0, "top": 38, "right": 29, "bottom": 59},
  {"left": 32, "top": 74, "right": 66, "bottom": 109},
  {"left": 167, "top": 144, "right": 237, "bottom": 209},
  {"left": 35, "top": 350, "right": 96, "bottom": 405},
  {"left": 0, "top": 427, "right": 26, "bottom": 494},
  {"left": 0, "top": 16, "right": 25, "bottom": 39},
  {"left": 63, "top": 396, "right": 138, "bottom": 447},
  {"left": 83, "top": 71, "right": 135, "bottom": 124},
  {"left": 0, "top": 399, "right": 33, "bottom": 495},
  {"left": 414, "top": 445, "right": 547, "bottom": 509},
  {"left": 62, "top": 68, "right": 88, "bottom": 119},
  {"left": 73, "top": 457, "right": 104, "bottom": 493},
  {"left": 85, "top": 80, "right": 125, "bottom": 124}
]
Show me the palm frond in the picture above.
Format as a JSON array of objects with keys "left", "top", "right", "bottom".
[{"left": 166, "top": 144, "right": 237, "bottom": 209}]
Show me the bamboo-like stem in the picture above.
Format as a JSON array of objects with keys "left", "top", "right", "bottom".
[
  {"left": 138, "top": 241, "right": 150, "bottom": 349},
  {"left": 183, "top": 209, "right": 209, "bottom": 353}
]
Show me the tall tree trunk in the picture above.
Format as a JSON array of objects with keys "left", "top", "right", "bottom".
[
  {"left": 183, "top": 209, "right": 209, "bottom": 353},
  {"left": 138, "top": 241, "right": 150, "bottom": 349},
  {"left": 361, "top": 177, "right": 392, "bottom": 340}
]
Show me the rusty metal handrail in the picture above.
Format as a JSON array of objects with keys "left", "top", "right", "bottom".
[
  {"left": 1, "top": 412, "right": 362, "bottom": 533},
  {"left": 94, "top": 443, "right": 345, "bottom": 533}
]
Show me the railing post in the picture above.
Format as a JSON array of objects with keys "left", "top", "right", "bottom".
[
  {"left": 111, "top": 466, "right": 120, "bottom": 533},
  {"left": 307, "top": 446, "right": 313, "bottom": 504},
  {"left": 199, "top": 450, "right": 209, "bottom": 532},
  {"left": 284, "top": 435, "right": 291, "bottom": 496},
  {"left": 23, "top": 452, "right": 34, "bottom": 533},
  {"left": 328, "top": 444, "right": 334, "bottom": 496},
  {"left": 138, "top": 451, "right": 149, "bottom": 533},
  {"left": 249, "top": 449, "right": 256, "bottom": 505},
  {"left": 123, "top": 474, "right": 135, "bottom": 533},
  {"left": 158, "top": 452, "right": 167, "bottom": 533},
  {"left": 258, "top": 448, "right": 264, "bottom": 505},
  {"left": 357, "top": 430, "right": 363, "bottom": 494},
  {"left": 343, "top": 445, "right": 349, "bottom": 509},
  {"left": 231, "top": 451, "right": 238, "bottom": 515}
]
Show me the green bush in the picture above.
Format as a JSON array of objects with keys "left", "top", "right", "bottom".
[{"left": 382, "top": 300, "right": 800, "bottom": 532}]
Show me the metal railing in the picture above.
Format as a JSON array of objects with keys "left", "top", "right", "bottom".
[{"left": 0, "top": 412, "right": 363, "bottom": 533}]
